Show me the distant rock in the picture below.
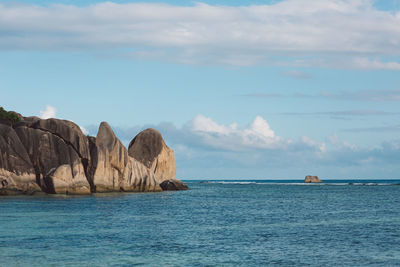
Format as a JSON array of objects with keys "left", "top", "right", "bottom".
[
  {"left": 128, "top": 128, "right": 177, "bottom": 184},
  {"left": 0, "top": 124, "right": 41, "bottom": 195},
  {"left": 304, "top": 175, "right": 322, "bottom": 183}
]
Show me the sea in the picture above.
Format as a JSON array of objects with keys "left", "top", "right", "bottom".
[{"left": 1, "top": 179, "right": 400, "bottom": 266}]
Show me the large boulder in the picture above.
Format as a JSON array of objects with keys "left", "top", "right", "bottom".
[
  {"left": 128, "top": 128, "right": 176, "bottom": 183},
  {"left": 128, "top": 128, "right": 188, "bottom": 190},
  {"left": 304, "top": 175, "right": 322, "bottom": 183},
  {"left": 91, "top": 122, "right": 161, "bottom": 192},
  {"left": 0, "top": 124, "right": 40, "bottom": 195},
  {"left": 159, "top": 179, "right": 189, "bottom": 191},
  {"left": 14, "top": 119, "right": 91, "bottom": 194}
]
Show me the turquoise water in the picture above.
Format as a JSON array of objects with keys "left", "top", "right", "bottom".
[{"left": 1, "top": 180, "right": 400, "bottom": 266}]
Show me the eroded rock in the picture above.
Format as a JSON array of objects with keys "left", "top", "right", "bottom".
[
  {"left": 91, "top": 122, "right": 129, "bottom": 192},
  {"left": 0, "top": 108, "right": 186, "bottom": 194},
  {"left": 92, "top": 122, "right": 162, "bottom": 192},
  {"left": 0, "top": 124, "right": 40, "bottom": 195},
  {"left": 128, "top": 128, "right": 177, "bottom": 183},
  {"left": 14, "top": 120, "right": 90, "bottom": 194}
]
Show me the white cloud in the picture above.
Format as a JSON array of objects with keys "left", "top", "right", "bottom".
[
  {"left": 39, "top": 105, "right": 56, "bottom": 119},
  {"left": 349, "top": 58, "right": 400, "bottom": 70},
  {"left": 190, "top": 114, "right": 324, "bottom": 152},
  {"left": 192, "top": 114, "right": 235, "bottom": 135},
  {"left": 1, "top": 1, "right": 400, "bottom": 68}
]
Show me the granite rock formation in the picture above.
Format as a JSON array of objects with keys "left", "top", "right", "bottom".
[
  {"left": 91, "top": 122, "right": 161, "bottom": 192},
  {"left": 304, "top": 175, "right": 322, "bottom": 183},
  {"left": 128, "top": 128, "right": 176, "bottom": 184},
  {"left": 159, "top": 179, "right": 189, "bottom": 191},
  {"left": 0, "top": 124, "right": 41, "bottom": 195},
  {"left": 13, "top": 119, "right": 91, "bottom": 194},
  {"left": 0, "top": 108, "right": 187, "bottom": 195}
]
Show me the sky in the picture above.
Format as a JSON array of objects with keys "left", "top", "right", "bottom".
[{"left": 1, "top": 0, "right": 400, "bottom": 179}]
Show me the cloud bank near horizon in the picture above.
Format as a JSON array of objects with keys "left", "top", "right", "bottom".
[
  {"left": 86, "top": 114, "right": 400, "bottom": 179},
  {"left": 1, "top": 0, "right": 400, "bottom": 69}
]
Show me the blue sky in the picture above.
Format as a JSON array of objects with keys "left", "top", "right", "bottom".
[{"left": 1, "top": 0, "right": 400, "bottom": 179}]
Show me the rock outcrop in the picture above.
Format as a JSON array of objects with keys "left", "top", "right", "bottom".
[
  {"left": 0, "top": 124, "right": 41, "bottom": 195},
  {"left": 159, "top": 179, "right": 189, "bottom": 191},
  {"left": 14, "top": 119, "right": 91, "bottom": 194},
  {"left": 304, "top": 175, "right": 322, "bottom": 183},
  {"left": 128, "top": 128, "right": 176, "bottom": 184},
  {"left": 91, "top": 122, "right": 161, "bottom": 192},
  {"left": 0, "top": 107, "right": 187, "bottom": 195}
]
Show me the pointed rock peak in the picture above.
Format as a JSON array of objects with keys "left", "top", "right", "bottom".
[
  {"left": 128, "top": 128, "right": 166, "bottom": 168},
  {"left": 96, "top": 122, "right": 118, "bottom": 148}
]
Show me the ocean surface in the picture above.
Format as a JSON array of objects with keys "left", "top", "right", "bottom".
[{"left": 1, "top": 180, "right": 400, "bottom": 266}]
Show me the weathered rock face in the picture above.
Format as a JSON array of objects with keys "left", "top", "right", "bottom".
[
  {"left": 0, "top": 107, "right": 186, "bottom": 194},
  {"left": 14, "top": 119, "right": 91, "bottom": 194},
  {"left": 33, "top": 119, "right": 91, "bottom": 160},
  {"left": 91, "top": 122, "right": 162, "bottom": 192},
  {"left": 304, "top": 175, "right": 322, "bottom": 183},
  {"left": 91, "top": 122, "right": 129, "bottom": 192},
  {"left": 128, "top": 128, "right": 176, "bottom": 184},
  {"left": 0, "top": 124, "right": 40, "bottom": 195},
  {"left": 120, "top": 157, "right": 161, "bottom": 192}
]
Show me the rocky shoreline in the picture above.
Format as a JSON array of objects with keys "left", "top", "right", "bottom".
[{"left": 0, "top": 109, "right": 188, "bottom": 195}]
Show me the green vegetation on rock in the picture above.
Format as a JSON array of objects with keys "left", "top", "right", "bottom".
[{"left": 0, "top": 106, "right": 21, "bottom": 124}]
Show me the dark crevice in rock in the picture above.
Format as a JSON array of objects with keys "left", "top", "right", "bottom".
[
  {"left": 81, "top": 158, "right": 90, "bottom": 188},
  {"left": 43, "top": 176, "right": 56, "bottom": 194},
  {"left": 38, "top": 159, "right": 55, "bottom": 194},
  {"left": 14, "top": 126, "right": 77, "bottom": 193},
  {"left": 33, "top": 126, "right": 85, "bottom": 160},
  {"left": 87, "top": 136, "right": 98, "bottom": 193},
  {"left": 20, "top": 123, "right": 95, "bottom": 192},
  {"left": 153, "top": 160, "right": 158, "bottom": 175},
  {"left": 34, "top": 166, "right": 41, "bottom": 188}
]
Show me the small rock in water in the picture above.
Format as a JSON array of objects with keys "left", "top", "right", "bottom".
[
  {"left": 160, "top": 179, "right": 189, "bottom": 191},
  {"left": 304, "top": 175, "right": 322, "bottom": 183}
]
